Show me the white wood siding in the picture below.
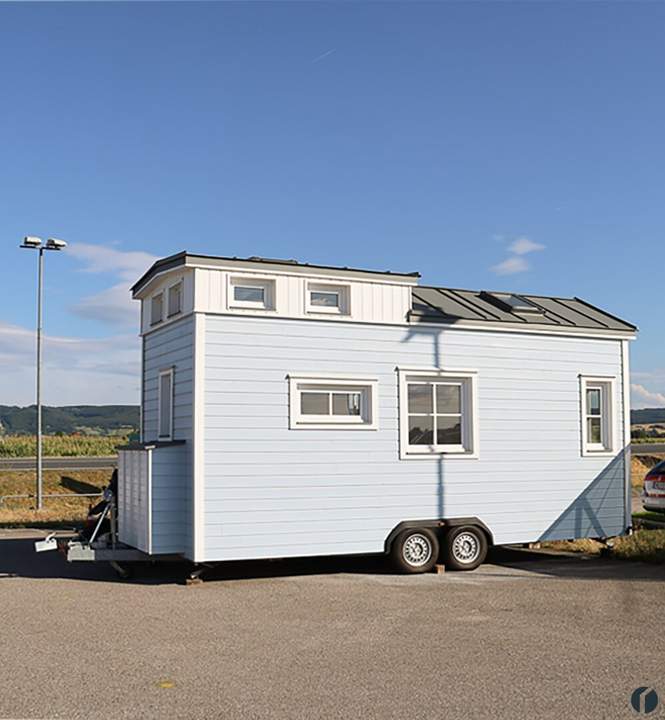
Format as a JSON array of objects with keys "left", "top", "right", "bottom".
[
  {"left": 140, "top": 269, "right": 194, "bottom": 335},
  {"left": 118, "top": 449, "right": 151, "bottom": 553},
  {"left": 202, "top": 315, "right": 627, "bottom": 561},
  {"left": 194, "top": 267, "right": 411, "bottom": 325},
  {"left": 142, "top": 316, "right": 194, "bottom": 556}
]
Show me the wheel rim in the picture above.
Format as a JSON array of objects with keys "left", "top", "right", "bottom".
[
  {"left": 452, "top": 532, "right": 480, "bottom": 564},
  {"left": 402, "top": 533, "right": 433, "bottom": 567}
]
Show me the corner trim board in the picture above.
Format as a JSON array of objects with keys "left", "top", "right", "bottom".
[{"left": 192, "top": 313, "right": 206, "bottom": 562}]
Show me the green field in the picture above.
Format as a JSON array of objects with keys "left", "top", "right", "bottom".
[{"left": 0, "top": 435, "right": 128, "bottom": 458}]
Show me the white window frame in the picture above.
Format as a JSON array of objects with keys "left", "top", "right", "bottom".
[
  {"left": 305, "top": 282, "right": 350, "bottom": 316},
  {"left": 150, "top": 292, "right": 164, "bottom": 326},
  {"left": 580, "top": 375, "right": 616, "bottom": 456},
  {"left": 398, "top": 367, "right": 478, "bottom": 460},
  {"left": 167, "top": 281, "right": 183, "bottom": 318},
  {"left": 288, "top": 374, "right": 378, "bottom": 430},
  {"left": 158, "top": 367, "right": 174, "bottom": 440},
  {"left": 227, "top": 275, "right": 276, "bottom": 311}
]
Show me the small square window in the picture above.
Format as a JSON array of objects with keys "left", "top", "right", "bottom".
[
  {"left": 580, "top": 377, "right": 615, "bottom": 455},
  {"left": 167, "top": 282, "right": 182, "bottom": 317},
  {"left": 150, "top": 293, "right": 163, "bottom": 326},
  {"left": 306, "top": 283, "right": 350, "bottom": 315},
  {"left": 228, "top": 277, "right": 275, "bottom": 311},
  {"left": 289, "top": 375, "right": 377, "bottom": 429}
]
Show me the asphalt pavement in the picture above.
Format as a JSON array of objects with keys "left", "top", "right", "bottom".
[
  {"left": 0, "top": 456, "right": 116, "bottom": 470},
  {"left": 1, "top": 529, "right": 664, "bottom": 720}
]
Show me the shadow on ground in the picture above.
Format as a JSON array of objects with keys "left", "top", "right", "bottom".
[{"left": 1, "top": 532, "right": 664, "bottom": 586}]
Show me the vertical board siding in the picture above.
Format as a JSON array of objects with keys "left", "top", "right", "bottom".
[
  {"left": 194, "top": 267, "right": 411, "bottom": 325},
  {"left": 142, "top": 316, "right": 194, "bottom": 555},
  {"left": 202, "top": 316, "right": 627, "bottom": 562}
]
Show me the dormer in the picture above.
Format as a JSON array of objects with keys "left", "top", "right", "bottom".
[{"left": 132, "top": 252, "right": 420, "bottom": 334}]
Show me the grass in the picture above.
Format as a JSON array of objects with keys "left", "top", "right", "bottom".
[
  {"left": 611, "top": 530, "right": 665, "bottom": 563},
  {"left": 0, "top": 435, "right": 128, "bottom": 458},
  {"left": 0, "top": 469, "right": 112, "bottom": 527}
]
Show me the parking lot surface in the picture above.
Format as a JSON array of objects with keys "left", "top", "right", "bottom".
[{"left": 1, "top": 529, "right": 664, "bottom": 720}]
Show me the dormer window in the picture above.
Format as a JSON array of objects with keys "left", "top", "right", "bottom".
[
  {"left": 228, "top": 276, "right": 275, "bottom": 311},
  {"left": 150, "top": 293, "right": 163, "bottom": 326},
  {"left": 306, "top": 283, "right": 350, "bottom": 315},
  {"left": 167, "top": 282, "right": 182, "bottom": 317}
]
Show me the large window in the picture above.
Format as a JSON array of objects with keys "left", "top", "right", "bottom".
[
  {"left": 150, "top": 293, "right": 163, "bottom": 326},
  {"left": 580, "top": 376, "right": 615, "bottom": 455},
  {"left": 158, "top": 368, "right": 174, "bottom": 440},
  {"left": 167, "top": 282, "right": 182, "bottom": 317},
  {"left": 398, "top": 368, "right": 478, "bottom": 458},
  {"left": 288, "top": 374, "right": 378, "bottom": 429}
]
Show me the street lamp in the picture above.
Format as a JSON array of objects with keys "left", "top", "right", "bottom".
[{"left": 20, "top": 235, "right": 67, "bottom": 511}]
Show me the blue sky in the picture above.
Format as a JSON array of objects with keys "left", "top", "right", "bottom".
[{"left": 0, "top": 2, "right": 662, "bottom": 407}]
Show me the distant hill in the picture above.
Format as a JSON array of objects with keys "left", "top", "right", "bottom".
[
  {"left": 631, "top": 408, "right": 665, "bottom": 424},
  {"left": 0, "top": 405, "right": 140, "bottom": 436}
]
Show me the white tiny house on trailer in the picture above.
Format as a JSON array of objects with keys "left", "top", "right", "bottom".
[{"left": 115, "top": 252, "right": 636, "bottom": 572}]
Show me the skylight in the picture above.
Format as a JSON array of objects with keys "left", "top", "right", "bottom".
[{"left": 482, "top": 292, "right": 544, "bottom": 315}]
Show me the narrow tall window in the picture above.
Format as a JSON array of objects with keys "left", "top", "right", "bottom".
[
  {"left": 580, "top": 377, "right": 615, "bottom": 454},
  {"left": 398, "top": 369, "right": 477, "bottom": 458},
  {"left": 168, "top": 282, "right": 182, "bottom": 317},
  {"left": 151, "top": 293, "right": 163, "bottom": 326},
  {"left": 158, "top": 369, "right": 173, "bottom": 440}
]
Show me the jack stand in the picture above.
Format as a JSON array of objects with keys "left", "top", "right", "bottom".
[
  {"left": 434, "top": 564, "right": 446, "bottom": 574},
  {"left": 186, "top": 565, "right": 207, "bottom": 585}
]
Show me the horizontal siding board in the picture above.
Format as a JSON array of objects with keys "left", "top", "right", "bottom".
[
  {"left": 142, "top": 318, "right": 194, "bottom": 556},
  {"left": 202, "top": 314, "right": 627, "bottom": 561}
]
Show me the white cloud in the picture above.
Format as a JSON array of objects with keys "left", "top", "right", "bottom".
[
  {"left": 631, "top": 383, "right": 665, "bottom": 408},
  {"left": 68, "top": 242, "right": 158, "bottom": 328},
  {"left": 0, "top": 321, "right": 139, "bottom": 405},
  {"left": 508, "top": 237, "right": 546, "bottom": 255},
  {"left": 490, "top": 235, "right": 545, "bottom": 276},
  {"left": 490, "top": 256, "right": 529, "bottom": 275}
]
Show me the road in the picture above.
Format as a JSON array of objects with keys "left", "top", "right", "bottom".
[
  {"left": 0, "top": 443, "right": 662, "bottom": 471},
  {"left": 1, "top": 529, "right": 664, "bottom": 720},
  {"left": 632, "top": 443, "right": 665, "bottom": 455},
  {"left": 0, "top": 456, "right": 116, "bottom": 470}
]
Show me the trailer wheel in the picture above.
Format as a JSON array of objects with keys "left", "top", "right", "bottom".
[
  {"left": 390, "top": 528, "right": 439, "bottom": 574},
  {"left": 443, "top": 526, "right": 487, "bottom": 571}
]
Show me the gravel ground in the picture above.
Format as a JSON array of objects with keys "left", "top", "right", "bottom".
[{"left": 1, "top": 529, "right": 664, "bottom": 720}]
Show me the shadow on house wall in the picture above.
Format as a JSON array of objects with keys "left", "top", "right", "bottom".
[{"left": 538, "top": 450, "right": 628, "bottom": 541}]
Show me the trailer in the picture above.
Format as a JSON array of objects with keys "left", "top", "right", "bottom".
[{"left": 40, "top": 251, "right": 637, "bottom": 575}]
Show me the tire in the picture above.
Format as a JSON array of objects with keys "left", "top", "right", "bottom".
[
  {"left": 390, "top": 528, "right": 439, "bottom": 574},
  {"left": 443, "top": 525, "right": 488, "bottom": 571}
]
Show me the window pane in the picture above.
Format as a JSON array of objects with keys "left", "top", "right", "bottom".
[
  {"left": 588, "top": 417, "right": 601, "bottom": 444},
  {"left": 159, "top": 373, "right": 172, "bottom": 437},
  {"left": 409, "top": 415, "right": 433, "bottom": 445},
  {"left": 436, "top": 384, "right": 461, "bottom": 414},
  {"left": 408, "top": 384, "right": 433, "bottom": 414},
  {"left": 151, "top": 294, "right": 163, "bottom": 324},
  {"left": 332, "top": 392, "right": 361, "bottom": 416},
  {"left": 301, "top": 392, "right": 329, "bottom": 415},
  {"left": 587, "top": 388, "right": 601, "bottom": 416},
  {"left": 437, "top": 416, "right": 461, "bottom": 445},
  {"left": 168, "top": 284, "right": 181, "bottom": 316},
  {"left": 310, "top": 291, "right": 339, "bottom": 307},
  {"left": 234, "top": 285, "right": 265, "bottom": 303}
]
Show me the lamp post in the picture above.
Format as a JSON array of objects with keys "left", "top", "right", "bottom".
[{"left": 20, "top": 236, "right": 67, "bottom": 510}]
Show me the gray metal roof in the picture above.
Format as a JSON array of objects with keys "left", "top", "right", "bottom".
[
  {"left": 131, "top": 251, "right": 420, "bottom": 294},
  {"left": 411, "top": 286, "right": 636, "bottom": 333}
]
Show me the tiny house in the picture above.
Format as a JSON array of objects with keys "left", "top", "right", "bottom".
[{"left": 117, "top": 252, "right": 636, "bottom": 572}]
